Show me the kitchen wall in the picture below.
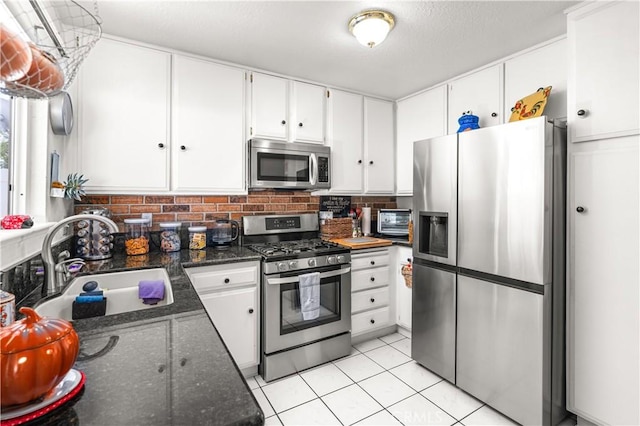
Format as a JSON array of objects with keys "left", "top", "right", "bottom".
[{"left": 74, "top": 191, "right": 397, "bottom": 228}]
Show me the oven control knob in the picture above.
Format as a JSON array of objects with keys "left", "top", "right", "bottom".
[
  {"left": 277, "top": 262, "right": 288, "bottom": 271},
  {"left": 327, "top": 256, "right": 337, "bottom": 265},
  {"left": 308, "top": 258, "right": 317, "bottom": 267},
  {"left": 289, "top": 260, "right": 298, "bottom": 269},
  {"left": 337, "top": 255, "right": 346, "bottom": 263}
]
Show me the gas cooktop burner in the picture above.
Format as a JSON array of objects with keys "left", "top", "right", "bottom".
[{"left": 247, "top": 239, "right": 343, "bottom": 258}]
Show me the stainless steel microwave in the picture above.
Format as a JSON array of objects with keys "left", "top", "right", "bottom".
[{"left": 248, "top": 139, "right": 331, "bottom": 190}]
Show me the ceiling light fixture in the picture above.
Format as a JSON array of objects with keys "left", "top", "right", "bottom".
[{"left": 348, "top": 10, "right": 396, "bottom": 48}]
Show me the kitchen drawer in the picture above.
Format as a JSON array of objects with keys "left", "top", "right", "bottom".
[
  {"left": 352, "top": 306, "right": 390, "bottom": 335},
  {"left": 185, "top": 261, "right": 259, "bottom": 293},
  {"left": 352, "top": 250, "right": 390, "bottom": 271},
  {"left": 352, "top": 267, "right": 390, "bottom": 292},
  {"left": 352, "top": 287, "right": 389, "bottom": 314}
]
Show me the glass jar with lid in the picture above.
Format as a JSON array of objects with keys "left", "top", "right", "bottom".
[
  {"left": 124, "top": 218, "right": 150, "bottom": 256},
  {"left": 188, "top": 226, "right": 207, "bottom": 250},
  {"left": 159, "top": 222, "right": 182, "bottom": 252}
]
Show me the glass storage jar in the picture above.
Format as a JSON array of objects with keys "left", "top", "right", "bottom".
[
  {"left": 124, "top": 218, "right": 150, "bottom": 256},
  {"left": 188, "top": 226, "right": 207, "bottom": 250},
  {"left": 159, "top": 222, "right": 182, "bottom": 252}
]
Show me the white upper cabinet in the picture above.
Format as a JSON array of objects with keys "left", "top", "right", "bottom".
[
  {"left": 504, "top": 38, "right": 567, "bottom": 122},
  {"left": 396, "top": 85, "right": 447, "bottom": 195},
  {"left": 364, "top": 97, "right": 394, "bottom": 194},
  {"left": 77, "top": 38, "right": 171, "bottom": 192},
  {"left": 172, "top": 55, "right": 245, "bottom": 193},
  {"left": 447, "top": 64, "right": 503, "bottom": 134},
  {"left": 250, "top": 73, "right": 325, "bottom": 143},
  {"left": 250, "top": 73, "right": 289, "bottom": 140},
  {"left": 291, "top": 81, "right": 326, "bottom": 143},
  {"left": 567, "top": 1, "right": 639, "bottom": 143},
  {"left": 327, "top": 89, "right": 364, "bottom": 193}
]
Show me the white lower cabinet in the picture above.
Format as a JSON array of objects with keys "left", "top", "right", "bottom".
[
  {"left": 393, "top": 246, "right": 413, "bottom": 331},
  {"left": 185, "top": 261, "right": 260, "bottom": 370},
  {"left": 567, "top": 136, "right": 639, "bottom": 425},
  {"left": 352, "top": 307, "right": 390, "bottom": 336},
  {"left": 351, "top": 248, "right": 392, "bottom": 338}
]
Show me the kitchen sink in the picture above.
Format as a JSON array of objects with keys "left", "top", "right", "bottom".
[{"left": 35, "top": 268, "right": 174, "bottom": 321}]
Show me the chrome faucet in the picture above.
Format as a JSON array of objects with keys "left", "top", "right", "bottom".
[{"left": 42, "top": 214, "right": 119, "bottom": 296}]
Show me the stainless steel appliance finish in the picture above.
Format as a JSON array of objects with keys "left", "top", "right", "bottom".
[
  {"left": 458, "top": 119, "right": 550, "bottom": 285},
  {"left": 377, "top": 209, "right": 411, "bottom": 236},
  {"left": 413, "top": 134, "right": 457, "bottom": 267},
  {"left": 248, "top": 138, "right": 331, "bottom": 190},
  {"left": 457, "top": 274, "right": 544, "bottom": 425},
  {"left": 243, "top": 213, "right": 319, "bottom": 236},
  {"left": 263, "top": 265, "right": 351, "bottom": 354},
  {"left": 243, "top": 214, "right": 352, "bottom": 382},
  {"left": 411, "top": 117, "right": 567, "bottom": 426},
  {"left": 411, "top": 263, "right": 456, "bottom": 383}
]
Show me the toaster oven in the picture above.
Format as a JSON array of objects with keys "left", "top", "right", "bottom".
[{"left": 377, "top": 209, "right": 411, "bottom": 236}]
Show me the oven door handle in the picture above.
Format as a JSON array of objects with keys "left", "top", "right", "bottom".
[{"left": 266, "top": 266, "right": 351, "bottom": 285}]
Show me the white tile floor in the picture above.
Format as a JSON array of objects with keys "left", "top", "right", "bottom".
[{"left": 247, "top": 332, "right": 526, "bottom": 426}]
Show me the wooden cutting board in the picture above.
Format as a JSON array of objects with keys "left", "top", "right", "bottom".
[{"left": 330, "top": 237, "right": 393, "bottom": 249}]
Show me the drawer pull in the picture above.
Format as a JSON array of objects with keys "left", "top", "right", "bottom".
[
  {"left": 180, "top": 358, "right": 187, "bottom": 367},
  {"left": 224, "top": 278, "right": 230, "bottom": 284},
  {"left": 370, "top": 277, "right": 375, "bottom": 282},
  {"left": 370, "top": 319, "right": 375, "bottom": 324},
  {"left": 370, "top": 298, "right": 375, "bottom": 303},
  {"left": 370, "top": 261, "right": 375, "bottom": 265},
  {"left": 248, "top": 308, "right": 254, "bottom": 314}
]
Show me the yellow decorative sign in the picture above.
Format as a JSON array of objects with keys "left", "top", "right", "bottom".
[{"left": 509, "top": 86, "right": 552, "bottom": 122}]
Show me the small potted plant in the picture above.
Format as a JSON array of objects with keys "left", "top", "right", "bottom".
[{"left": 63, "top": 173, "right": 89, "bottom": 201}]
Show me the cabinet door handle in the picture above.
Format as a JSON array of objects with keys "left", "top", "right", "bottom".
[
  {"left": 180, "top": 358, "right": 187, "bottom": 367},
  {"left": 358, "top": 160, "right": 362, "bottom": 164},
  {"left": 158, "top": 364, "right": 166, "bottom": 373},
  {"left": 370, "top": 260, "right": 375, "bottom": 265},
  {"left": 248, "top": 308, "right": 254, "bottom": 314},
  {"left": 577, "top": 109, "right": 587, "bottom": 117},
  {"left": 370, "top": 319, "right": 375, "bottom": 324},
  {"left": 491, "top": 112, "right": 498, "bottom": 117},
  {"left": 370, "top": 277, "right": 375, "bottom": 282},
  {"left": 298, "top": 122, "right": 303, "bottom": 127},
  {"left": 224, "top": 278, "right": 230, "bottom": 284},
  {"left": 180, "top": 145, "right": 186, "bottom": 151},
  {"left": 281, "top": 120, "right": 286, "bottom": 125},
  {"left": 576, "top": 206, "right": 585, "bottom": 213},
  {"left": 157, "top": 143, "right": 165, "bottom": 149},
  {"left": 369, "top": 160, "right": 374, "bottom": 165},
  {"left": 370, "top": 298, "right": 375, "bottom": 303}
]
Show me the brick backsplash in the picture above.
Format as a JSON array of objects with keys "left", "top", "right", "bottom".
[{"left": 75, "top": 191, "right": 397, "bottom": 229}]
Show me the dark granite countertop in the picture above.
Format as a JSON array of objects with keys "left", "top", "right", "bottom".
[{"left": 13, "top": 246, "right": 264, "bottom": 426}]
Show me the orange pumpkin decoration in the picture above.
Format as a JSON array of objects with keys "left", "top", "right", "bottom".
[{"left": 0, "top": 307, "right": 79, "bottom": 407}]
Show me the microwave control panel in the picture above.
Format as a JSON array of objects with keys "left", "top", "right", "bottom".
[{"left": 318, "top": 157, "right": 329, "bottom": 183}]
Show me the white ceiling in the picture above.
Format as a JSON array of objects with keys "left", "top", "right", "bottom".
[{"left": 88, "top": 0, "right": 578, "bottom": 99}]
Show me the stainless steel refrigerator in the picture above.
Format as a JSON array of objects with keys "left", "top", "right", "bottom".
[{"left": 412, "top": 117, "right": 567, "bottom": 426}]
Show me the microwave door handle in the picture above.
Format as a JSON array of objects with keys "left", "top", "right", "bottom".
[
  {"left": 266, "top": 266, "right": 351, "bottom": 285},
  {"left": 309, "top": 153, "right": 318, "bottom": 186}
]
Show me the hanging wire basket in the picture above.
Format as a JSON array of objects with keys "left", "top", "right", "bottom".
[
  {"left": 401, "top": 260, "right": 412, "bottom": 289},
  {"left": 0, "top": 0, "right": 101, "bottom": 99}
]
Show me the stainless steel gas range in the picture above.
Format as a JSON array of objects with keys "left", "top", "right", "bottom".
[{"left": 243, "top": 213, "right": 352, "bottom": 382}]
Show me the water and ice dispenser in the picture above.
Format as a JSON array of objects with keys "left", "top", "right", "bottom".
[{"left": 418, "top": 212, "right": 449, "bottom": 258}]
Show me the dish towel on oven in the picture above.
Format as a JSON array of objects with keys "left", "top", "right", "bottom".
[{"left": 299, "top": 272, "right": 320, "bottom": 320}]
